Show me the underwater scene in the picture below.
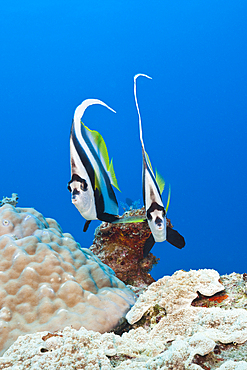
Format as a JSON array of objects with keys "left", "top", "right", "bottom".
[{"left": 0, "top": 1, "right": 247, "bottom": 368}]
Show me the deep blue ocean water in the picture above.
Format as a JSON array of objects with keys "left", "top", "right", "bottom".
[{"left": 1, "top": 1, "right": 246, "bottom": 280}]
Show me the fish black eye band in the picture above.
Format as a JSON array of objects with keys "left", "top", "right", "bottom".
[
  {"left": 67, "top": 174, "right": 86, "bottom": 192},
  {"left": 146, "top": 202, "right": 166, "bottom": 220}
]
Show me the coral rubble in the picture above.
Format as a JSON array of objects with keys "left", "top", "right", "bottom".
[
  {"left": 0, "top": 204, "right": 136, "bottom": 355},
  {"left": 0, "top": 193, "right": 18, "bottom": 207},
  {"left": 0, "top": 269, "right": 247, "bottom": 369},
  {"left": 89, "top": 207, "right": 159, "bottom": 287}
]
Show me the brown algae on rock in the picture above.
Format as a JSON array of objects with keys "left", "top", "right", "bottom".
[{"left": 90, "top": 208, "right": 159, "bottom": 287}]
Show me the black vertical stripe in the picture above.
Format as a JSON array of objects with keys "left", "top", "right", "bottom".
[{"left": 71, "top": 120, "right": 118, "bottom": 219}]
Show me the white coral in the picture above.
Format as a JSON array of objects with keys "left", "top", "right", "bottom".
[
  {"left": 126, "top": 269, "right": 224, "bottom": 324},
  {"left": 1, "top": 327, "right": 246, "bottom": 370},
  {"left": 218, "top": 361, "right": 247, "bottom": 370}
]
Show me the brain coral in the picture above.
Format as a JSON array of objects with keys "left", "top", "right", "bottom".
[{"left": 0, "top": 204, "right": 136, "bottom": 355}]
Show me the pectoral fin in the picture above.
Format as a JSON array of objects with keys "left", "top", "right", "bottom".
[
  {"left": 143, "top": 227, "right": 185, "bottom": 257},
  {"left": 83, "top": 220, "right": 92, "bottom": 232},
  {"left": 166, "top": 227, "right": 185, "bottom": 249},
  {"left": 143, "top": 233, "right": 155, "bottom": 258}
]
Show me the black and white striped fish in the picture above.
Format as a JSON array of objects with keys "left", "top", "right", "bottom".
[
  {"left": 68, "top": 99, "right": 120, "bottom": 231},
  {"left": 134, "top": 74, "right": 185, "bottom": 257}
]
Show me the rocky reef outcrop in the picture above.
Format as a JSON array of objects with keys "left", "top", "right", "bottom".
[{"left": 90, "top": 208, "right": 160, "bottom": 287}]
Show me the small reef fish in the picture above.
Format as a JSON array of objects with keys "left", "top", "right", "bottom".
[
  {"left": 68, "top": 99, "right": 120, "bottom": 231},
  {"left": 134, "top": 74, "right": 185, "bottom": 257}
]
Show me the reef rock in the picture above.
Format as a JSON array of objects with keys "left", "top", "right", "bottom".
[
  {"left": 90, "top": 208, "right": 159, "bottom": 287},
  {"left": 0, "top": 204, "right": 136, "bottom": 355},
  {"left": 0, "top": 269, "right": 247, "bottom": 369}
]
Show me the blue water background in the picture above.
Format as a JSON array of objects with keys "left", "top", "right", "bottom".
[{"left": 1, "top": 1, "right": 247, "bottom": 279}]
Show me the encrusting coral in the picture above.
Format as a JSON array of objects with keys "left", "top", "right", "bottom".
[
  {"left": 0, "top": 269, "right": 247, "bottom": 369},
  {"left": 0, "top": 204, "right": 136, "bottom": 355},
  {"left": 126, "top": 269, "right": 247, "bottom": 345},
  {"left": 126, "top": 269, "right": 225, "bottom": 325}
]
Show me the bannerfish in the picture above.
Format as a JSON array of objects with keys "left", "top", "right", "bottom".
[
  {"left": 134, "top": 74, "right": 185, "bottom": 257},
  {"left": 68, "top": 99, "right": 120, "bottom": 232}
]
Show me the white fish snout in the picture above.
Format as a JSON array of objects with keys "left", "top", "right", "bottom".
[
  {"left": 147, "top": 210, "right": 167, "bottom": 243},
  {"left": 155, "top": 216, "right": 164, "bottom": 230}
]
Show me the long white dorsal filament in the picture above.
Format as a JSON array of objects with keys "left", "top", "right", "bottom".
[
  {"left": 73, "top": 98, "right": 116, "bottom": 148},
  {"left": 74, "top": 98, "right": 116, "bottom": 124},
  {"left": 133, "top": 74, "right": 152, "bottom": 149}
]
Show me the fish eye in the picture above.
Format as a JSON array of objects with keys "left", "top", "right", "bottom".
[
  {"left": 80, "top": 180, "right": 88, "bottom": 191},
  {"left": 2, "top": 219, "right": 10, "bottom": 227}
]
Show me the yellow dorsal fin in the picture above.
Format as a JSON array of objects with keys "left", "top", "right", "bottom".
[
  {"left": 82, "top": 121, "right": 120, "bottom": 192},
  {"left": 83, "top": 122, "right": 110, "bottom": 168},
  {"left": 94, "top": 171, "right": 101, "bottom": 194},
  {"left": 145, "top": 151, "right": 154, "bottom": 173},
  {"left": 155, "top": 169, "right": 165, "bottom": 194},
  {"left": 165, "top": 185, "right": 171, "bottom": 213},
  {"left": 108, "top": 159, "right": 121, "bottom": 191}
]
